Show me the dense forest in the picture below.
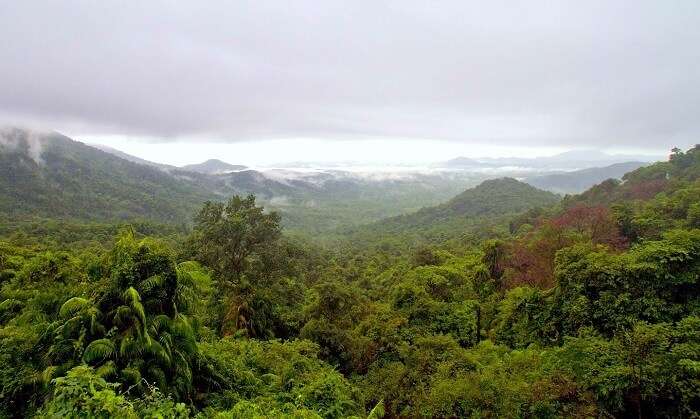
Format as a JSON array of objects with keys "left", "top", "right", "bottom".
[{"left": 1, "top": 146, "right": 699, "bottom": 418}]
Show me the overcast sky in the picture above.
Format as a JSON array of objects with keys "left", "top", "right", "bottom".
[{"left": 0, "top": 1, "right": 698, "bottom": 164}]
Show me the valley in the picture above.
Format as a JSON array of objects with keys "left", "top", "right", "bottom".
[
  {"left": 1, "top": 127, "right": 698, "bottom": 417},
  {"left": 2, "top": 3, "right": 697, "bottom": 416},
  {"left": 1, "top": 128, "right": 654, "bottom": 235}
]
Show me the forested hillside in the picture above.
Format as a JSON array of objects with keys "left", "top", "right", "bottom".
[
  {"left": 0, "top": 128, "right": 217, "bottom": 222},
  {"left": 341, "top": 178, "right": 560, "bottom": 248},
  {"left": 0, "top": 128, "right": 484, "bottom": 233},
  {"left": 1, "top": 146, "right": 699, "bottom": 418}
]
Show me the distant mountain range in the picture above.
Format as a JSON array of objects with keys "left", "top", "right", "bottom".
[
  {"left": 0, "top": 127, "right": 665, "bottom": 232},
  {"left": 93, "top": 146, "right": 248, "bottom": 174},
  {"left": 0, "top": 129, "right": 482, "bottom": 229},
  {"left": 523, "top": 161, "right": 650, "bottom": 194},
  {"left": 181, "top": 159, "right": 247, "bottom": 174},
  {"left": 439, "top": 150, "right": 661, "bottom": 170}
]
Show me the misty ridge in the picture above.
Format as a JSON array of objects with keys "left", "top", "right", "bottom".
[
  {"left": 0, "top": 127, "right": 655, "bottom": 223},
  {"left": 1, "top": 2, "right": 700, "bottom": 418}
]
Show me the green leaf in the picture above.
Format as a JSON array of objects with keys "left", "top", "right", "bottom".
[
  {"left": 83, "top": 338, "right": 116, "bottom": 363},
  {"left": 59, "top": 297, "right": 90, "bottom": 318}
]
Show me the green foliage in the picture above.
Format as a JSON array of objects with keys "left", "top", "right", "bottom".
[
  {"left": 199, "top": 338, "right": 362, "bottom": 418},
  {"left": 38, "top": 366, "right": 138, "bottom": 418},
  {"left": 567, "top": 145, "right": 700, "bottom": 210},
  {"left": 341, "top": 178, "right": 559, "bottom": 253},
  {"left": 37, "top": 365, "right": 191, "bottom": 419},
  {"left": 481, "top": 238, "right": 506, "bottom": 280},
  {"left": 492, "top": 286, "right": 554, "bottom": 348},
  {"left": 491, "top": 228, "right": 700, "bottom": 348},
  {"left": 188, "top": 195, "right": 286, "bottom": 338},
  {"left": 190, "top": 195, "right": 281, "bottom": 282},
  {"left": 0, "top": 325, "right": 43, "bottom": 416},
  {"left": 547, "top": 316, "right": 700, "bottom": 416},
  {"left": 40, "top": 230, "right": 208, "bottom": 401},
  {"left": 2, "top": 147, "right": 700, "bottom": 417}
]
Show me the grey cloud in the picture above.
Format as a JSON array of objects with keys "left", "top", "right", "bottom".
[{"left": 0, "top": 1, "right": 699, "bottom": 149}]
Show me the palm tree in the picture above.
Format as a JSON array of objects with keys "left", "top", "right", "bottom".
[{"left": 44, "top": 232, "right": 205, "bottom": 399}]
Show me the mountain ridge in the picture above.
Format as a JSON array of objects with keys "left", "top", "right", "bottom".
[
  {"left": 0, "top": 128, "right": 215, "bottom": 222},
  {"left": 181, "top": 159, "right": 247, "bottom": 174},
  {"left": 439, "top": 149, "right": 660, "bottom": 170},
  {"left": 0, "top": 129, "right": 484, "bottom": 231},
  {"left": 343, "top": 177, "right": 560, "bottom": 244},
  {"left": 523, "top": 161, "right": 649, "bottom": 193}
]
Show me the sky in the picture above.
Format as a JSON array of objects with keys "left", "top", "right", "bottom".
[
  {"left": 80, "top": 135, "right": 572, "bottom": 167},
  {"left": 0, "top": 1, "right": 698, "bottom": 165}
]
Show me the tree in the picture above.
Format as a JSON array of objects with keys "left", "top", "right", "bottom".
[
  {"left": 189, "top": 195, "right": 282, "bottom": 337},
  {"left": 481, "top": 239, "right": 506, "bottom": 281},
  {"left": 411, "top": 245, "right": 440, "bottom": 267},
  {"left": 300, "top": 281, "right": 364, "bottom": 372},
  {"left": 190, "top": 195, "right": 281, "bottom": 284},
  {"left": 611, "top": 202, "right": 638, "bottom": 241},
  {"left": 44, "top": 231, "right": 205, "bottom": 399}
]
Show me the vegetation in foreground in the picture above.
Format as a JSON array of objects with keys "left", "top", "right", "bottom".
[{"left": 1, "top": 147, "right": 700, "bottom": 417}]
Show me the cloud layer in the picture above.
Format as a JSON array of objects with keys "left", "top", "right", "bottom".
[{"left": 1, "top": 1, "right": 699, "bottom": 149}]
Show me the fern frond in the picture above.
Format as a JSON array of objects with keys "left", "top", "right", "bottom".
[
  {"left": 159, "top": 332, "right": 173, "bottom": 357},
  {"left": 368, "top": 399, "right": 385, "bottom": 419},
  {"left": 123, "top": 287, "right": 148, "bottom": 336},
  {"left": 83, "top": 338, "right": 116, "bottom": 363},
  {"left": 139, "top": 274, "right": 164, "bottom": 295},
  {"left": 146, "top": 340, "right": 171, "bottom": 366},
  {"left": 0, "top": 298, "right": 23, "bottom": 313},
  {"left": 119, "top": 335, "right": 136, "bottom": 358},
  {"left": 121, "top": 366, "right": 141, "bottom": 385},
  {"left": 173, "top": 350, "right": 192, "bottom": 384},
  {"left": 149, "top": 314, "right": 171, "bottom": 333},
  {"left": 59, "top": 297, "right": 90, "bottom": 318},
  {"left": 88, "top": 308, "right": 105, "bottom": 335},
  {"left": 96, "top": 360, "right": 117, "bottom": 378},
  {"left": 113, "top": 305, "right": 132, "bottom": 328},
  {"left": 172, "top": 314, "right": 197, "bottom": 353},
  {"left": 37, "top": 366, "right": 59, "bottom": 385}
]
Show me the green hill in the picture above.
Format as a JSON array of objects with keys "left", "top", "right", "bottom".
[
  {"left": 0, "top": 128, "right": 216, "bottom": 222},
  {"left": 564, "top": 146, "right": 699, "bottom": 207},
  {"left": 344, "top": 177, "right": 560, "bottom": 245}
]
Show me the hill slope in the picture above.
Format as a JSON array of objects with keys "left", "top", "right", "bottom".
[
  {"left": 181, "top": 159, "right": 247, "bottom": 174},
  {"left": 90, "top": 144, "right": 175, "bottom": 171},
  {"left": 344, "top": 178, "right": 560, "bottom": 244},
  {"left": 392, "top": 177, "right": 559, "bottom": 226},
  {"left": 524, "top": 161, "right": 648, "bottom": 194},
  {"left": 564, "top": 147, "right": 698, "bottom": 207},
  {"left": 0, "top": 128, "right": 216, "bottom": 222}
]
